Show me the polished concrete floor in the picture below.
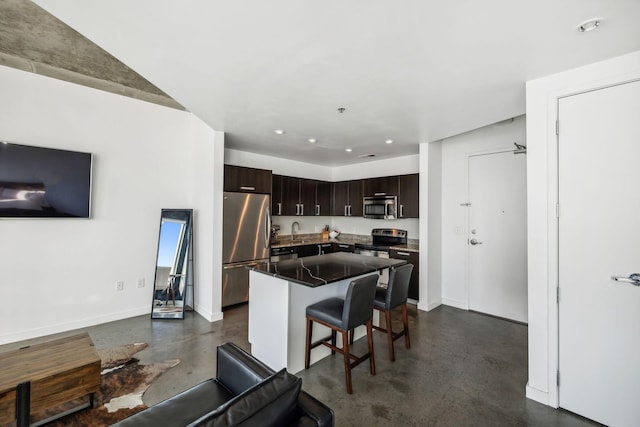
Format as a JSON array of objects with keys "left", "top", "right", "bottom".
[{"left": 12, "top": 304, "right": 599, "bottom": 426}]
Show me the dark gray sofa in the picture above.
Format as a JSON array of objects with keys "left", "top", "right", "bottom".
[{"left": 112, "top": 342, "right": 333, "bottom": 427}]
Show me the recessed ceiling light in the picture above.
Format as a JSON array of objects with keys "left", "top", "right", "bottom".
[
  {"left": 577, "top": 18, "right": 602, "bottom": 33},
  {"left": 274, "top": 129, "right": 285, "bottom": 135},
  {"left": 385, "top": 139, "right": 393, "bottom": 144},
  {"left": 308, "top": 138, "right": 317, "bottom": 143},
  {"left": 345, "top": 148, "right": 352, "bottom": 152}
]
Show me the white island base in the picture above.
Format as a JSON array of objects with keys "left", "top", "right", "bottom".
[{"left": 248, "top": 270, "right": 379, "bottom": 374}]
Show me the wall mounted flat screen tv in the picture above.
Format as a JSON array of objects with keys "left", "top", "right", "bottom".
[{"left": 0, "top": 142, "right": 92, "bottom": 218}]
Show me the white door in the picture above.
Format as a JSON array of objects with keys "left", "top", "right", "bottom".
[
  {"left": 558, "top": 80, "right": 640, "bottom": 426},
  {"left": 468, "top": 151, "right": 528, "bottom": 323}
]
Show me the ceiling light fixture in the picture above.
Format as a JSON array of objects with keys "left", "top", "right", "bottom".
[
  {"left": 385, "top": 139, "right": 393, "bottom": 144},
  {"left": 345, "top": 148, "right": 352, "bottom": 152},
  {"left": 577, "top": 18, "right": 602, "bottom": 33},
  {"left": 274, "top": 129, "right": 285, "bottom": 135},
  {"left": 308, "top": 138, "right": 317, "bottom": 143}
]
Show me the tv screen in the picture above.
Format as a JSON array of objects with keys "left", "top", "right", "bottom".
[{"left": 0, "top": 142, "right": 92, "bottom": 218}]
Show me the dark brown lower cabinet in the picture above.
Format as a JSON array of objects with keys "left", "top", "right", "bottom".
[{"left": 389, "top": 249, "right": 419, "bottom": 300}]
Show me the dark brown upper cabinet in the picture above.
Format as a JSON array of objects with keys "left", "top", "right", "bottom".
[
  {"left": 398, "top": 173, "right": 419, "bottom": 218},
  {"left": 331, "top": 179, "right": 363, "bottom": 217},
  {"left": 224, "top": 164, "right": 272, "bottom": 194},
  {"left": 272, "top": 175, "right": 332, "bottom": 216},
  {"left": 299, "top": 178, "right": 317, "bottom": 216},
  {"left": 272, "top": 174, "right": 283, "bottom": 215},
  {"left": 278, "top": 176, "right": 318, "bottom": 216},
  {"left": 363, "top": 176, "right": 399, "bottom": 197},
  {"left": 315, "top": 181, "right": 332, "bottom": 216}
]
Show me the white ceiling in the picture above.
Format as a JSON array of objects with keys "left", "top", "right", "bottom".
[{"left": 35, "top": 0, "right": 640, "bottom": 166}]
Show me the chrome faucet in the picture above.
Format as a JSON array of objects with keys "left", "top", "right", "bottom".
[{"left": 291, "top": 221, "right": 300, "bottom": 241}]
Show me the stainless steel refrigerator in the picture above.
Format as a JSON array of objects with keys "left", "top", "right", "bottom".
[{"left": 222, "top": 191, "right": 271, "bottom": 308}]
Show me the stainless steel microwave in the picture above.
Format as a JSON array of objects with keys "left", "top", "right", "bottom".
[{"left": 363, "top": 195, "right": 397, "bottom": 219}]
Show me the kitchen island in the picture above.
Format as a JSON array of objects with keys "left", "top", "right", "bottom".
[{"left": 248, "top": 252, "right": 406, "bottom": 373}]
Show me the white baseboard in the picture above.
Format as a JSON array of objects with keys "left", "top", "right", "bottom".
[
  {"left": 442, "top": 297, "right": 467, "bottom": 310},
  {"left": 0, "top": 306, "right": 149, "bottom": 346},
  {"left": 417, "top": 300, "right": 442, "bottom": 312},
  {"left": 194, "top": 304, "right": 223, "bottom": 322},
  {"left": 526, "top": 384, "right": 554, "bottom": 407}
]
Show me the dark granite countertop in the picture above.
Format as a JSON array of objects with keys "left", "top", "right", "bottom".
[
  {"left": 389, "top": 243, "right": 420, "bottom": 253},
  {"left": 271, "top": 233, "right": 371, "bottom": 249},
  {"left": 271, "top": 233, "right": 420, "bottom": 252},
  {"left": 249, "top": 252, "right": 407, "bottom": 287}
]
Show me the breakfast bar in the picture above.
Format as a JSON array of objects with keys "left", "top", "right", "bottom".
[{"left": 248, "top": 252, "right": 406, "bottom": 373}]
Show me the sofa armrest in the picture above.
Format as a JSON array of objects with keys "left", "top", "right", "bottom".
[
  {"left": 216, "top": 342, "right": 275, "bottom": 395},
  {"left": 294, "top": 390, "right": 334, "bottom": 427}
]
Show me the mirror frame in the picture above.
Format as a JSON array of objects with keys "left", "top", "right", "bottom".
[{"left": 151, "top": 209, "right": 194, "bottom": 319}]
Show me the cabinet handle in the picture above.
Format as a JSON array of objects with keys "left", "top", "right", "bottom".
[
  {"left": 349, "top": 205, "right": 352, "bottom": 216},
  {"left": 240, "top": 186, "right": 255, "bottom": 191},
  {"left": 316, "top": 204, "right": 320, "bottom": 216},
  {"left": 374, "top": 192, "right": 386, "bottom": 196},
  {"left": 400, "top": 204, "right": 404, "bottom": 217},
  {"left": 396, "top": 251, "right": 410, "bottom": 256},
  {"left": 338, "top": 244, "right": 349, "bottom": 248},
  {"left": 344, "top": 205, "right": 348, "bottom": 216},
  {"left": 300, "top": 204, "right": 304, "bottom": 215},
  {"left": 277, "top": 202, "right": 282, "bottom": 215}
]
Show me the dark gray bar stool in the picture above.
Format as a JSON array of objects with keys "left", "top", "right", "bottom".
[
  {"left": 304, "top": 274, "right": 379, "bottom": 394},
  {"left": 373, "top": 263, "right": 414, "bottom": 361}
]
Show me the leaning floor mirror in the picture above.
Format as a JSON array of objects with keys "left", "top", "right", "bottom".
[{"left": 151, "top": 209, "right": 194, "bottom": 319}]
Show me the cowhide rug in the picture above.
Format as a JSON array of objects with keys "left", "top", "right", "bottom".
[{"left": 28, "top": 342, "right": 180, "bottom": 427}]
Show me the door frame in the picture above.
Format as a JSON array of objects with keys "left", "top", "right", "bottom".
[
  {"left": 555, "top": 80, "right": 640, "bottom": 424},
  {"left": 464, "top": 148, "right": 525, "bottom": 312},
  {"left": 530, "top": 75, "right": 640, "bottom": 408}
]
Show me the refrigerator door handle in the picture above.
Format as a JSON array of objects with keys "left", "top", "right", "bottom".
[{"left": 265, "top": 207, "right": 271, "bottom": 249}]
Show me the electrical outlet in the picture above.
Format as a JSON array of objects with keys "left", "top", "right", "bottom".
[
  {"left": 137, "top": 277, "right": 145, "bottom": 288},
  {"left": 116, "top": 280, "right": 124, "bottom": 291}
]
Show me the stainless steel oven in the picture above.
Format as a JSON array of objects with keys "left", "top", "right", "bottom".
[
  {"left": 355, "top": 228, "right": 407, "bottom": 285},
  {"left": 363, "top": 195, "right": 397, "bottom": 219},
  {"left": 356, "top": 247, "right": 391, "bottom": 284}
]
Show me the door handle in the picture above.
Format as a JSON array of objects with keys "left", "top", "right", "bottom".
[
  {"left": 611, "top": 273, "right": 640, "bottom": 286},
  {"left": 264, "top": 208, "right": 271, "bottom": 250},
  {"left": 469, "top": 239, "right": 483, "bottom": 245}
]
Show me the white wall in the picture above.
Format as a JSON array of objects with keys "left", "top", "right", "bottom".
[
  {"left": 438, "top": 116, "right": 526, "bottom": 309},
  {"left": 332, "top": 154, "right": 419, "bottom": 181},
  {"left": 425, "top": 141, "right": 442, "bottom": 311},
  {"left": 0, "top": 66, "right": 222, "bottom": 344},
  {"left": 226, "top": 149, "right": 420, "bottom": 239},
  {"left": 417, "top": 142, "right": 442, "bottom": 312},
  {"left": 525, "top": 50, "right": 640, "bottom": 406},
  {"left": 188, "top": 122, "right": 225, "bottom": 322},
  {"left": 225, "top": 149, "right": 332, "bottom": 181}
]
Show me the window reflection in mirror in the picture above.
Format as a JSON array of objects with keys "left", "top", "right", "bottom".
[{"left": 152, "top": 209, "right": 193, "bottom": 319}]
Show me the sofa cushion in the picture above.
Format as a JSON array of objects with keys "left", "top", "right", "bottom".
[
  {"left": 188, "top": 368, "right": 302, "bottom": 427},
  {"left": 111, "top": 379, "right": 235, "bottom": 427},
  {"left": 216, "top": 342, "right": 274, "bottom": 395}
]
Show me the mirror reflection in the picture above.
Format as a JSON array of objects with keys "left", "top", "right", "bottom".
[{"left": 152, "top": 209, "right": 194, "bottom": 319}]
